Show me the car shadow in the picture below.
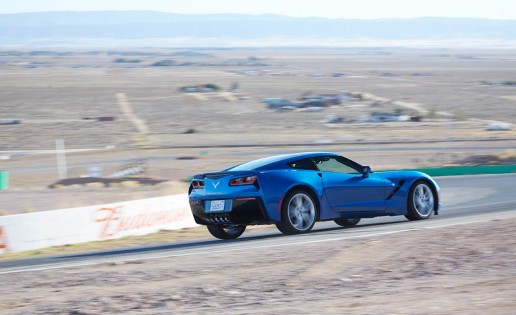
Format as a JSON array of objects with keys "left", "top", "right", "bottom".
[{"left": 312, "top": 218, "right": 410, "bottom": 234}]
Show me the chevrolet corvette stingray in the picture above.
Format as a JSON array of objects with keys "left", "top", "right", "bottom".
[{"left": 189, "top": 152, "right": 440, "bottom": 239}]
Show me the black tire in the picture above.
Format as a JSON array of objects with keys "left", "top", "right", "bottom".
[
  {"left": 275, "top": 190, "right": 318, "bottom": 235},
  {"left": 334, "top": 218, "right": 361, "bottom": 227},
  {"left": 405, "top": 180, "right": 436, "bottom": 221},
  {"left": 207, "top": 224, "right": 246, "bottom": 240}
]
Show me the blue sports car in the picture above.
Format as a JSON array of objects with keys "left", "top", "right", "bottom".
[{"left": 189, "top": 152, "right": 440, "bottom": 239}]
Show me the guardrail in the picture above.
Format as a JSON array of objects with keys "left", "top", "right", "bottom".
[{"left": 0, "top": 194, "right": 196, "bottom": 254}]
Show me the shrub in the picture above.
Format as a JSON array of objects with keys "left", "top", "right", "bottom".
[
  {"left": 114, "top": 58, "right": 141, "bottom": 63},
  {"left": 204, "top": 84, "right": 220, "bottom": 91},
  {"left": 427, "top": 108, "right": 438, "bottom": 119},
  {"left": 453, "top": 110, "right": 468, "bottom": 121},
  {"left": 179, "top": 84, "right": 221, "bottom": 92},
  {"left": 151, "top": 60, "right": 176, "bottom": 67}
]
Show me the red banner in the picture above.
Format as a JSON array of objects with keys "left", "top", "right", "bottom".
[{"left": 0, "top": 226, "right": 8, "bottom": 253}]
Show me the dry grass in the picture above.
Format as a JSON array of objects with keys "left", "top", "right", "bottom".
[
  {"left": 1, "top": 48, "right": 516, "bottom": 151},
  {"left": 499, "top": 149, "right": 516, "bottom": 160},
  {"left": 0, "top": 226, "right": 208, "bottom": 261},
  {"left": 0, "top": 224, "right": 275, "bottom": 261}
]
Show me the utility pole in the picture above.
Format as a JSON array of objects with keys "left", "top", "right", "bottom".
[{"left": 55, "top": 139, "right": 67, "bottom": 179}]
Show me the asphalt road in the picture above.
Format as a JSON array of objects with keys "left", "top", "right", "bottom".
[{"left": 1, "top": 173, "right": 515, "bottom": 275}]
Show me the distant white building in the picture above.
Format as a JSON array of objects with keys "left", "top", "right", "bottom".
[{"left": 486, "top": 123, "right": 512, "bottom": 131}]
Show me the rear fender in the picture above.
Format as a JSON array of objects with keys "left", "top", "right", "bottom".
[{"left": 259, "top": 170, "right": 325, "bottom": 222}]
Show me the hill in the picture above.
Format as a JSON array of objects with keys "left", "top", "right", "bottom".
[{"left": 1, "top": 11, "right": 516, "bottom": 47}]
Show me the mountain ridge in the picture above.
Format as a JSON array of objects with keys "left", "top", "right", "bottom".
[{"left": 1, "top": 11, "right": 516, "bottom": 47}]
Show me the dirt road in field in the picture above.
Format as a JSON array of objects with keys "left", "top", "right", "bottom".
[{"left": 1, "top": 217, "right": 514, "bottom": 315}]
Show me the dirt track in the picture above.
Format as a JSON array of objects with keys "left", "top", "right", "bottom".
[{"left": 1, "top": 218, "right": 515, "bottom": 314}]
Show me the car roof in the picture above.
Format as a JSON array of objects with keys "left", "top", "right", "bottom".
[{"left": 227, "top": 152, "right": 339, "bottom": 171}]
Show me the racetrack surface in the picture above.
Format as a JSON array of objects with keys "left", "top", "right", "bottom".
[
  {"left": 0, "top": 174, "right": 515, "bottom": 314},
  {"left": 1, "top": 174, "right": 515, "bottom": 274}
]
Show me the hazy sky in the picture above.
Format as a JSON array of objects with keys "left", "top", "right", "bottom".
[{"left": 2, "top": 0, "right": 516, "bottom": 20}]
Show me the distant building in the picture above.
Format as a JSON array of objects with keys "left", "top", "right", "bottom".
[
  {"left": 299, "top": 93, "right": 349, "bottom": 107},
  {"left": 264, "top": 93, "right": 349, "bottom": 110},
  {"left": 319, "top": 93, "right": 349, "bottom": 105},
  {"left": 486, "top": 123, "right": 512, "bottom": 131},
  {"left": 354, "top": 113, "right": 411, "bottom": 122},
  {"left": 0, "top": 119, "right": 21, "bottom": 125},
  {"left": 262, "top": 98, "right": 296, "bottom": 109},
  {"left": 262, "top": 98, "right": 286, "bottom": 104},
  {"left": 325, "top": 115, "right": 343, "bottom": 123},
  {"left": 370, "top": 113, "right": 403, "bottom": 122}
]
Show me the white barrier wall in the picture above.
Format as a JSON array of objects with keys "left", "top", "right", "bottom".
[{"left": 0, "top": 194, "right": 197, "bottom": 254}]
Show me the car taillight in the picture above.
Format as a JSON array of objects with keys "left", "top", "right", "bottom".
[
  {"left": 229, "top": 176, "right": 257, "bottom": 186},
  {"left": 191, "top": 180, "right": 205, "bottom": 189}
]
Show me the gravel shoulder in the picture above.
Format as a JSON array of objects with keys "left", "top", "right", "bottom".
[{"left": 1, "top": 218, "right": 514, "bottom": 314}]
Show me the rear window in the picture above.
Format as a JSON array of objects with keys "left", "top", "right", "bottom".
[
  {"left": 228, "top": 154, "right": 294, "bottom": 171},
  {"left": 287, "top": 158, "right": 318, "bottom": 171}
]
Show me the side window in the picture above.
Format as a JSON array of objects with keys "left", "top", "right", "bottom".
[
  {"left": 313, "top": 156, "right": 361, "bottom": 174},
  {"left": 287, "top": 158, "right": 318, "bottom": 171}
]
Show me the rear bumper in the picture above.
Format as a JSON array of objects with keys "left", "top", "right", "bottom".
[{"left": 190, "top": 197, "right": 271, "bottom": 225}]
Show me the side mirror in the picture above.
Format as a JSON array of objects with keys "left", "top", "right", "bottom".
[{"left": 363, "top": 166, "right": 372, "bottom": 178}]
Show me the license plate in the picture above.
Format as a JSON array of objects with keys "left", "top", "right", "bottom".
[{"left": 209, "top": 200, "right": 225, "bottom": 212}]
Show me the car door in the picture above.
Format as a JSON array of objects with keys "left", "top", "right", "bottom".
[{"left": 314, "top": 156, "right": 389, "bottom": 213}]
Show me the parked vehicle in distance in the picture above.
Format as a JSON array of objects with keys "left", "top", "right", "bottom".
[{"left": 188, "top": 152, "right": 441, "bottom": 239}]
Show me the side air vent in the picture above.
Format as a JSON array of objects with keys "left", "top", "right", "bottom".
[{"left": 386, "top": 180, "right": 405, "bottom": 200}]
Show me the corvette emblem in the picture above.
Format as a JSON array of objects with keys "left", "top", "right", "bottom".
[{"left": 212, "top": 181, "right": 220, "bottom": 189}]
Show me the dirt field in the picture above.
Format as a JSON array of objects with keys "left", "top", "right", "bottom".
[
  {"left": 0, "top": 218, "right": 514, "bottom": 314},
  {"left": 1, "top": 48, "right": 516, "bottom": 214},
  {"left": 1, "top": 48, "right": 516, "bottom": 150}
]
